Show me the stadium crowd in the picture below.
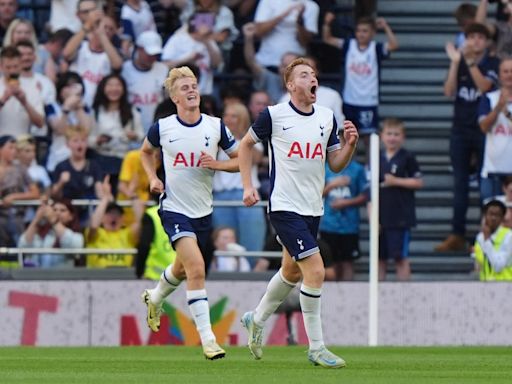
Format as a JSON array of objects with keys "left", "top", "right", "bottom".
[{"left": 0, "top": 0, "right": 511, "bottom": 281}]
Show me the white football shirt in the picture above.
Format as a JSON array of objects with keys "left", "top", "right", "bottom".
[
  {"left": 250, "top": 101, "right": 341, "bottom": 216},
  {"left": 147, "top": 113, "right": 237, "bottom": 218},
  {"left": 122, "top": 60, "right": 169, "bottom": 133}
]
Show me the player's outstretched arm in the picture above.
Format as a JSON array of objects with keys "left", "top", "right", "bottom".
[
  {"left": 239, "top": 133, "right": 260, "bottom": 206},
  {"left": 327, "top": 120, "right": 358, "bottom": 173}
]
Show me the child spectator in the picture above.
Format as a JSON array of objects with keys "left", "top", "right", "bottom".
[
  {"left": 320, "top": 159, "right": 368, "bottom": 281},
  {"left": 378, "top": 118, "right": 423, "bottom": 281},
  {"left": 51, "top": 125, "right": 104, "bottom": 201},
  {"left": 211, "top": 226, "right": 251, "bottom": 272},
  {"left": 85, "top": 177, "right": 145, "bottom": 268},
  {"left": 0, "top": 135, "right": 40, "bottom": 247},
  {"left": 18, "top": 198, "right": 83, "bottom": 268},
  {"left": 437, "top": 22, "right": 499, "bottom": 252},
  {"left": 454, "top": 3, "right": 477, "bottom": 49},
  {"left": 46, "top": 72, "right": 93, "bottom": 172},
  {"left": 473, "top": 199, "right": 512, "bottom": 280},
  {"left": 323, "top": 14, "right": 398, "bottom": 160},
  {"left": 90, "top": 73, "right": 144, "bottom": 194},
  {"left": 477, "top": 57, "right": 512, "bottom": 202}
]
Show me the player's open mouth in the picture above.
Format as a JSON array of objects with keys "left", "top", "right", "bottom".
[
  {"left": 187, "top": 95, "right": 197, "bottom": 100},
  {"left": 310, "top": 86, "right": 317, "bottom": 95}
]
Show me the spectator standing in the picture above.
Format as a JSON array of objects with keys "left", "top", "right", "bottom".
[
  {"left": 242, "top": 22, "right": 298, "bottom": 103},
  {"left": 18, "top": 199, "right": 83, "bottom": 268},
  {"left": 33, "top": 29, "right": 74, "bottom": 84},
  {"left": 49, "top": 0, "right": 81, "bottom": 33},
  {"left": 473, "top": 199, "right": 512, "bottom": 280},
  {"left": 501, "top": 176, "right": 512, "bottom": 228},
  {"left": 478, "top": 57, "right": 512, "bottom": 201},
  {"left": 161, "top": 15, "right": 223, "bottom": 95},
  {"left": 0, "top": 46, "right": 45, "bottom": 138},
  {"left": 323, "top": 14, "right": 398, "bottom": 159},
  {"left": 0, "top": 135, "right": 40, "bottom": 247},
  {"left": 378, "top": 118, "right": 423, "bottom": 281},
  {"left": 454, "top": 3, "right": 477, "bottom": 49},
  {"left": 252, "top": 0, "right": 319, "bottom": 69},
  {"left": 90, "top": 73, "right": 144, "bottom": 192},
  {"left": 46, "top": 72, "right": 93, "bottom": 172},
  {"left": 436, "top": 23, "right": 499, "bottom": 252},
  {"left": 122, "top": 30, "right": 168, "bottom": 133},
  {"left": 63, "top": 7, "right": 123, "bottom": 106},
  {"left": 121, "top": 0, "right": 157, "bottom": 44},
  {"left": 0, "top": 0, "right": 18, "bottom": 46},
  {"left": 320, "top": 159, "right": 368, "bottom": 281},
  {"left": 476, "top": 0, "right": 512, "bottom": 58},
  {"left": 180, "top": 0, "right": 239, "bottom": 68},
  {"left": 212, "top": 102, "right": 266, "bottom": 256}
]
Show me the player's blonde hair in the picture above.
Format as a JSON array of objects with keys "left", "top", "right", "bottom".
[
  {"left": 64, "top": 125, "right": 89, "bottom": 140},
  {"left": 283, "top": 57, "right": 313, "bottom": 85},
  {"left": 164, "top": 66, "right": 197, "bottom": 98}
]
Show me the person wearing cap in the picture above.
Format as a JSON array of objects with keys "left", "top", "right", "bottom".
[
  {"left": 0, "top": 135, "right": 40, "bottom": 249},
  {"left": 85, "top": 176, "right": 146, "bottom": 268},
  {"left": 121, "top": 30, "right": 168, "bottom": 134}
]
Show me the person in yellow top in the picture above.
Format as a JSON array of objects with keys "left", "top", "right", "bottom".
[
  {"left": 473, "top": 200, "right": 512, "bottom": 281},
  {"left": 116, "top": 149, "right": 161, "bottom": 225},
  {"left": 86, "top": 176, "right": 145, "bottom": 268}
]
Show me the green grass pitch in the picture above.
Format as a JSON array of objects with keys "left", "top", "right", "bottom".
[{"left": 2, "top": 346, "right": 511, "bottom": 384}]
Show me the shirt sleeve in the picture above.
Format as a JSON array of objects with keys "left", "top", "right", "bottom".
[
  {"left": 479, "top": 231, "right": 512, "bottom": 272},
  {"left": 326, "top": 116, "right": 341, "bottom": 152},
  {"left": 477, "top": 94, "right": 492, "bottom": 122},
  {"left": 303, "top": 1, "right": 319, "bottom": 34},
  {"left": 219, "top": 120, "right": 238, "bottom": 153},
  {"left": 254, "top": 0, "right": 272, "bottom": 23},
  {"left": 376, "top": 42, "right": 390, "bottom": 61},
  {"left": 146, "top": 121, "right": 161, "bottom": 148},
  {"left": 406, "top": 152, "right": 422, "bottom": 178},
  {"left": 249, "top": 108, "right": 272, "bottom": 143}
]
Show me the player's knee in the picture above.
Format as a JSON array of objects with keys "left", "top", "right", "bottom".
[
  {"left": 186, "top": 264, "right": 206, "bottom": 282},
  {"left": 282, "top": 267, "right": 301, "bottom": 283}
]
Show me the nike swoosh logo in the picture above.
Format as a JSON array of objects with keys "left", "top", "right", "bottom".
[
  {"left": 169, "top": 138, "right": 181, "bottom": 143},
  {"left": 283, "top": 126, "right": 294, "bottom": 131}
]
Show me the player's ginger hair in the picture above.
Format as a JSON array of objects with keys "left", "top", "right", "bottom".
[
  {"left": 164, "top": 66, "right": 197, "bottom": 98},
  {"left": 283, "top": 57, "right": 313, "bottom": 85}
]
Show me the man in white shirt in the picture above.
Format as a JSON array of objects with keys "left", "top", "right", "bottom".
[
  {"left": 253, "top": 0, "right": 319, "bottom": 69},
  {"left": 122, "top": 30, "right": 168, "bottom": 133},
  {"left": 63, "top": 6, "right": 123, "bottom": 106},
  {"left": 0, "top": 46, "right": 45, "bottom": 138},
  {"left": 238, "top": 57, "right": 358, "bottom": 368}
]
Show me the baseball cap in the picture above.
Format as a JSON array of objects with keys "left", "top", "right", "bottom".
[
  {"left": 0, "top": 135, "right": 16, "bottom": 148},
  {"left": 136, "top": 31, "right": 162, "bottom": 56}
]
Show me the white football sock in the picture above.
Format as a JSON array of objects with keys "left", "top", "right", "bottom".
[
  {"left": 300, "top": 284, "right": 324, "bottom": 351},
  {"left": 150, "top": 264, "right": 182, "bottom": 304},
  {"left": 187, "top": 289, "right": 215, "bottom": 345},
  {"left": 253, "top": 268, "right": 296, "bottom": 326}
]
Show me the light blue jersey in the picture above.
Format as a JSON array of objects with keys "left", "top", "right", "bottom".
[{"left": 320, "top": 160, "right": 368, "bottom": 234}]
